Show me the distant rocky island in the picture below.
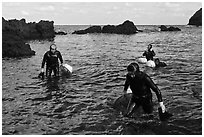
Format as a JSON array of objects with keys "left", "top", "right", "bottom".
[
  {"left": 188, "top": 8, "right": 202, "bottom": 26},
  {"left": 72, "top": 20, "right": 184, "bottom": 35},
  {"left": 72, "top": 20, "right": 140, "bottom": 35},
  {"left": 2, "top": 17, "right": 55, "bottom": 57}
]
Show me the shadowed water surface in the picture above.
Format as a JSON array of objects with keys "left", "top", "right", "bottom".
[{"left": 2, "top": 25, "right": 201, "bottom": 135}]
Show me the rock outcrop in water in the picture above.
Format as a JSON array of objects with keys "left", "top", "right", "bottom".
[
  {"left": 2, "top": 17, "right": 55, "bottom": 57},
  {"left": 72, "top": 20, "right": 138, "bottom": 35},
  {"left": 72, "top": 26, "right": 102, "bottom": 34},
  {"left": 188, "top": 8, "right": 202, "bottom": 26},
  {"left": 159, "top": 25, "right": 181, "bottom": 31},
  {"left": 55, "top": 31, "right": 67, "bottom": 35}
]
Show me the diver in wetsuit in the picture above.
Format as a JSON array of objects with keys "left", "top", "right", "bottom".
[
  {"left": 143, "top": 44, "right": 156, "bottom": 61},
  {"left": 155, "top": 58, "right": 167, "bottom": 68},
  {"left": 123, "top": 62, "right": 166, "bottom": 117},
  {"left": 41, "top": 44, "right": 63, "bottom": 77}
]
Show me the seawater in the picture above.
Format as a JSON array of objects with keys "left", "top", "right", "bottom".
[{"left": 2, "top": 25, "right": 202, "bottom": 135}]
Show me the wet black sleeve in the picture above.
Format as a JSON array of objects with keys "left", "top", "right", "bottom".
[
  {"left": 152, "top": 50, "right": 156, "bottom": 56},
  {"left": 145, "top": 74, "right": 163, "bottom": 102},
  {"left": 124, "top": 75, "right": 130, "bottom": 91},
  {"left": 58, "top": 51, "right": 63, "bottom": 64},
  {"left": 41, "top": 52, "right": 47, "bottom": 68}
]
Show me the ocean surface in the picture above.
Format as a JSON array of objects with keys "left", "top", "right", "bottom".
[{"left": 2, "top": 25, "right": 202, "bottom": 135}]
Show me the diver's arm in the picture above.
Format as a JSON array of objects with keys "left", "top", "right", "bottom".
[
  {"left": 41, "top": 52, "right": 47, "bottom": 68},
  {"left": 145, "top": 74, "right": 166, "bottom": 112},
  {"left": 58, "top": 51, "right": 63, "bottom": 64},
  {"left": 152, "top": 50, "right": 156, "bottom": 56},
  {"left": 123, "top": 75, "right": 130, "bottom": 94},
  {"left": 145, "top": 74, "right": 162, "bottom": 102}
]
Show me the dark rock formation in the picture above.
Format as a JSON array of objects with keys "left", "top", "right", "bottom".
[
  {"left": 101, "top": 25, "right": 116, "bottom": 33},
  {"left": 3, "top": 18, "right": 55, "bottom": 40},
  {"left": 188, "top": 8, "right": 202, "bottom": 26},
  {"left": 36, "top": 20, "right": 55, "bottom": 39},
  {"left": 111, "top": 20, "right": 138, "bottom": 34},
  {"left": 159, "top": 25, "right": 181, "bottom": 31},
  {"left": 72, "top": 26, "right": 101, "bottom": 34},
  {"left": 72, "top": 20, "right": 138, "bottom": 35},
  {"left": 2, "top": 17, "right": 55, "bottom": 57},
  {"left": 2, "top": 34, "right": 35, "bottom": 57},
  {"left": 55, "top": 31, "right": 67, "bottom": 35},
  {"left": 102, "top": 20, "right": 138, "bottom": 34}
]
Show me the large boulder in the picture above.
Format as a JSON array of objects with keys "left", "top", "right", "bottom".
[
  {"left": 72, "top": 20, "right": 138, "bottom": 35},
  {"left": 159, "top": 25, "right": 181, "bottom": 31},
  {"left": 188, "top": 8, "right": 202, "bottom": 26}
]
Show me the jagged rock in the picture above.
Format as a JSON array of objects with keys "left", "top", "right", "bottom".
[
  {"left": 159, "top": 25, "right": 181, "bottom": 31},
  {"left": 72, "top": 20, "right": 138, "bottom": 35},
  {"left": 36, "top": 20, "right": 55, "bottom": 39},
  {"left": 72, "top": 26, "right": 101, "bottom": 34},
  {"left": 188, "top": 8, "right": 202, "bottom": 26},
  {"left": 2, "top": 17, "right": 55, "bottom": 57},
  {"left": 3, "top": 18, "right": 55, "bottom": 40}
]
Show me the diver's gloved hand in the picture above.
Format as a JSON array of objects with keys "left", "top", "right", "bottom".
[
  {"left": 41, "top": 68, "right": 44, "bottom": 73},
  {"left": 159, "top": 102, "right": 166, "bottom": 113}
]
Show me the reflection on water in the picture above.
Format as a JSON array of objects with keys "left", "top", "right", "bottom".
[{"left": 2, "top": 25, "right": 202, "bottom": 135}]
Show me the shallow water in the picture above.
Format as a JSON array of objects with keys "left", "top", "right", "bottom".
[{"left": 2, "top": 25, "right": 202, "bottom": 135}]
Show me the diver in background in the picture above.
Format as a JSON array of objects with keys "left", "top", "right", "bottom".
[{"left": 143, "top": 44, "right": 156, "bottom": 61}]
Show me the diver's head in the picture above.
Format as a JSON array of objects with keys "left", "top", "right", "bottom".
[
  {"left": 50, "top": 44, "right": 57, "bottom": 53},
  {"left": 155, "top": 58, "right": 160, "bottom": 65},
  {"left": 127, "top": 63, "right": 139, "bottom": 78},
  {"left": 147, "top": 44, "right": 153, "bottom": 50}
]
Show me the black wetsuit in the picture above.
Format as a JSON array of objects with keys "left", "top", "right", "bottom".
[
  {"left": 143, "top": 50, "right": 156, "bottom": 61},
  {"left": 124, "top": 71, "right": 162, "bottom": 113},
  {"left": 155, "top": 62, "right": 167, "bottom": 68},
  {"left": 41, "top": 50, "right": 63, "bottom": 77}
]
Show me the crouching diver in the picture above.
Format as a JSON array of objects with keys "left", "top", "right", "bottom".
[
  {"left": 40, "top": 44, "right": 63, "bottom": 78},
  {"left": 123, "top": 62, "right": 166, "bottom": 117}
]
